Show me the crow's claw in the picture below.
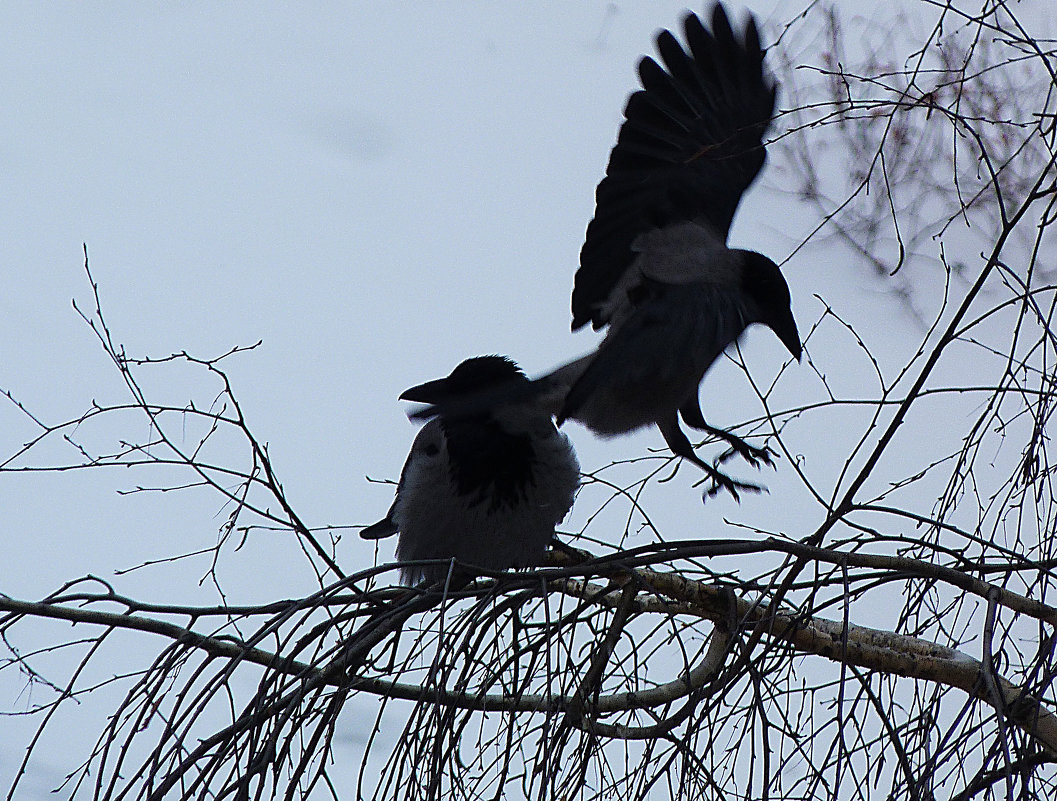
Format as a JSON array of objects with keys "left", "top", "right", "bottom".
[
  {"left": 715, "top": 438, "right": 775, "bottom": 469},
  {"left": 699, "top": 465, "right": 768, "bottom": 503}
]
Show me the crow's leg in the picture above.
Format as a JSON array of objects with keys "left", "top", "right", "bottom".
[
  {"left": 678, "top": 399, "right": 774, "bottom": 468},
  {"left": 659, "top": 413, "right": 766, "bottom": 501}
]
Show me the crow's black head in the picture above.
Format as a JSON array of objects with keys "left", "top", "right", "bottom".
[
  {"left": 740, "top": 251, "right": 801, "bottom": 361},
  {"left": 400, "top": 356, "right": 528, "bottom": 405}
]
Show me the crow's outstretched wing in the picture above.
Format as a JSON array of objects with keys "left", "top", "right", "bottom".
[{"left": 572, "top": 4, "right": 777, "bottom": 330}]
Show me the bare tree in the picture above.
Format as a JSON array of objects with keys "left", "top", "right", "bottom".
[{"left": 2, "top": 2, "right": 1056, "bottom": 799}]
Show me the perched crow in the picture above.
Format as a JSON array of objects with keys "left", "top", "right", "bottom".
[
  {"left": 415, "top": 4, "right": 800, "bottom": 500},
  {"left": 362, "top": 356, "right": 580, "bottom": 586}
]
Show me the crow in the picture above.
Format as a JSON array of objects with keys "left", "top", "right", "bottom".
[{"left": 362, "top": 356, "right": 580, "bottom": 586}]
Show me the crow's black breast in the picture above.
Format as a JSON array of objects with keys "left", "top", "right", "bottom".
[{"left": 442, "top": 418, "right": 537, "bottom": 512}]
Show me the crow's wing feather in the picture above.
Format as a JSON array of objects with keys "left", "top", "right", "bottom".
[{"left": 572, "top": 5, "right": 777, "bottom": 330}]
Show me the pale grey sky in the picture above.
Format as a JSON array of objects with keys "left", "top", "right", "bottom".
[{"left": 0, "top": 1, "right": 954, "bottom": 794}]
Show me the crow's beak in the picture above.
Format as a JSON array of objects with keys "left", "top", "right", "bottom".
[
  {"left": 772, "top": 310, "right": 802, "bottom": 362},
  {"left": 399, "top": 377, "right": 451, "bottom": 404}
]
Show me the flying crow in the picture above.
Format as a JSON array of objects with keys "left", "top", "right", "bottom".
[{"left": 415, "top": 4, "right": 800, "bottom": 500}]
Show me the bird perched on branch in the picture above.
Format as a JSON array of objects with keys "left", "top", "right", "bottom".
[
  {"left": 361, "top": 356, "right": 580, "bottom": 587},
  {"left": 414, "top": 4, "right": 800, "bottom": 500}
]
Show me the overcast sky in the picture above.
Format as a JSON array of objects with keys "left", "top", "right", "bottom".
[{"left": 0, "top": 1, "right": 960, "bottom": 794}]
